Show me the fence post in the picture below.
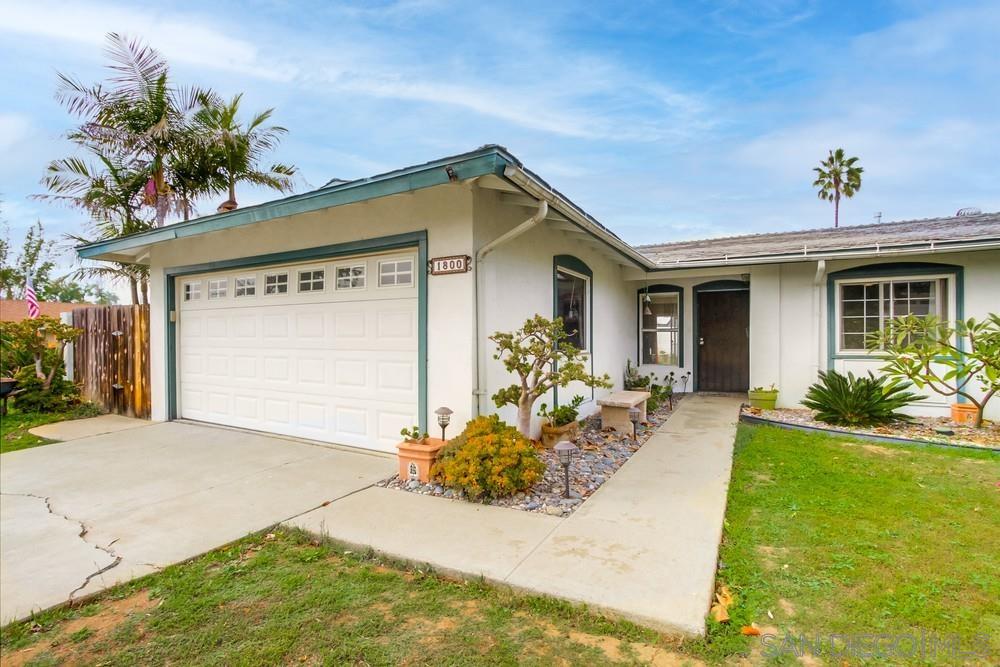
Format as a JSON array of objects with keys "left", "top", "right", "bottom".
[{"left": 61, "top": 311, "right": 75, "bottom": 381}]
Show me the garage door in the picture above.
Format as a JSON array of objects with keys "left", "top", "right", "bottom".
[{"left": 176, "top": 251, "right": 419, "bottom": 452}]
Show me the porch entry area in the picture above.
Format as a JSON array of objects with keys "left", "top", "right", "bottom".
[{"left": 695, "top": 281, "right": 749, "bottom": 392}]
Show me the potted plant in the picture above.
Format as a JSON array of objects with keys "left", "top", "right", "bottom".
[
  {"left": 870, "top": 314, "right": 1000, "bottom": 428},
  {"left": 537, "top": 395, "right": 584, "bottom": 448},
  {"left": 395, "top": 425, "right": 446, "bottom": 484},
  {"left": 748, "top": 384, "right": 779, "bottom": 410},
  {"left": 624, "top": 359, "right": 650, "bottom": 390}
]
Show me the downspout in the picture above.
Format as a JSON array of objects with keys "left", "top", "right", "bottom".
[
  {"left": 813, "top": 259, "right": 827, "bottom": 377},
  {"left": 473, "top": 199, "right": 549, "bottom": 415}
]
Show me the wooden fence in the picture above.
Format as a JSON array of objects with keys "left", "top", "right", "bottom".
[{"left": 71, "top": 305, "right": 151, "bottom": 419}]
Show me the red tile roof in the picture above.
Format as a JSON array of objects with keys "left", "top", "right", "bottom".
[{"left": 0, "top": 300, "right": 87, "bottom": 322}]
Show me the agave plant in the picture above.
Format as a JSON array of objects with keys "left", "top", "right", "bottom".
[{"left": 801, "top": 370, "right": 923, "bottom": 426}]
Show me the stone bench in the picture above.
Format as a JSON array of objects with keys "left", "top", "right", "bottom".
[{"left": 597, "top": 390, "right": 651, "bottom": 433}]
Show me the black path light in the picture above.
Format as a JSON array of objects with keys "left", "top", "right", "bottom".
[
  {"left": 435, "top": 406, "right": 453, "bottom": 440},
  {"left": 553, "top": 440, "right": 578, "bottom": 499},
  {"left": 628, "top": 406, "right": 640, "bottom": 440}
]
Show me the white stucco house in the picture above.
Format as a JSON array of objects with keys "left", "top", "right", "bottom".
[{"left": 77, "top": 145, "right": 1000, "bottom": 452}]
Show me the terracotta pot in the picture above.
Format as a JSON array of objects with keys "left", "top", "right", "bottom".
[
  {"left": 540, "top": 420, "right": 578, "bottom": 448},
  {"left": 950, "top": 403, "right": 980, "bottom": 427},
  {"left": 396, "top": 437, "right": 447, "bottom": 483}
]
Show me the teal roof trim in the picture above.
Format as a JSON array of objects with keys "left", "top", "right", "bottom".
[{"left": 78, "top": 146, "right": 514, "bottom": 259}]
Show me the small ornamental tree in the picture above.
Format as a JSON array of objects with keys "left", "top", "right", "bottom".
[
  {"left": 868, "top": 314, "right": 1000, "bottom": 427},
  {"left": 490, "top": 314, "right": 611, "bottom": 436},
  {"left": 0, "top": 315, "right": 83, "bottom": 412}
]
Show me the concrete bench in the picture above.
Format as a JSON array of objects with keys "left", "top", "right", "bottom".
[{"left": 597, "top": 390, "right": 651, "bottom": 433}]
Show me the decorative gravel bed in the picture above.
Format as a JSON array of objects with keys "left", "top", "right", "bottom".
[
  {"left": 376, "top": 394, "right": 686, "bottom": 516},
  {"left": 742, "top": 405, "right": 1000, "bottom": 450}
]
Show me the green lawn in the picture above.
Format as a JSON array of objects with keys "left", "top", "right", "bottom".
[
  {"left": 0, "top": 404, "right": 101, "bottom": 454},
  {"left": 1, "top": 425, "right": 996, "bottom": 665}
]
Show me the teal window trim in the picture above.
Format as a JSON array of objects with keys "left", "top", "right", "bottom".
[
  {"left": 637, "top": 284, "right": 684, "bottom": 368},
  {"left": 552, "top": 255, "right": 594, "bottom": 407},
  {"left": 164, "top": 231, "right": 429, "bottom": 432},
  {"left": 825, "top": 261, "right": 964, "bottom": 400},
  {"left": 692, "top": 280, "right": 750, "bottom": 392}
]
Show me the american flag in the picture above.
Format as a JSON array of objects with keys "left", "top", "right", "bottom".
[{"left": 25, "top": 275, "right": 40, "bottom": 319}]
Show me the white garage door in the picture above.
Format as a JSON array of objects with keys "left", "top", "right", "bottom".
[{"left": 176, "top": 251, "right": 419, "bottom": 452}]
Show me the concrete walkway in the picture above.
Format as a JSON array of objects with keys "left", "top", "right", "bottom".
[
  {"left": 29, "top": 414, "right": 148, "bottom": 441},
  {"left": 1, "top": 422, "right": 393, "bottom": 624},
  {"left": 289, "top": 394, "right": 742, "bottom": 636}
]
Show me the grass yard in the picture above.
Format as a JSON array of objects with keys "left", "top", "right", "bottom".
[
  {"left": 708, "top": 425, "right": 1000, "bottom": 664},
  {"left": 0, "top": 405, "right": 101, "bottom": 454},
  {"left": 0, "top": 425, "right": 996, "bottom": 665}
]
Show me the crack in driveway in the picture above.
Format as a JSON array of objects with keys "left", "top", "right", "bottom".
[{"left": 1, "top": 492, "right": 123, "bottom": 601}]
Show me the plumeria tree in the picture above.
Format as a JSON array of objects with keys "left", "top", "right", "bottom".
[
  {"left": 491, "top": 315, "right": 611, "bottom": 436},
  {"left": 869, "top": 314, "right": 1000, "bottom": 427}
]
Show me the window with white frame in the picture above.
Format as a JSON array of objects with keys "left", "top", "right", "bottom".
[
  {"left": 207, "top": 278, "right": 227, "bottom": 300},
  {"left": 640, "top": 292, "right": 680, "bottom": 365},
  {"left": 555, "top": 268, "right": 589, "bottom": 350},
  {"left": 235, "top": 276, "right": 256, "bottom": 297},
  {"left": 298, "top": 269, "right": 325, "bottom": 292},
  {"left": 183, "top": 281, "right": 201, "bottom": 302},
  {"left": 336, "top": 264, "right": 366, "bottom": 290},
  {"left": 264, "top": 272, "right": 288, "bottom": 295},
  {"left": 838, "top": 277, "right": 948, "bottom": 351},
  {"left": 378, "top": 259, "right": 413, "bottom": 287}
]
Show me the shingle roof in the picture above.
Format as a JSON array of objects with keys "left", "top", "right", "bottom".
[{"left": 638, "top": 212, "right": 1000, "bottom": 265}]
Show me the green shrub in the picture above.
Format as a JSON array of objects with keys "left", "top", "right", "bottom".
[
  {"left": 431, "top": 415, "right": 545, "bottom": 500},
  {"left": 537, "top": 394, "right": 584, "bottom": 427},
  {"left": 12, "top": 364, "right": 81, "bottom": 413},
  {"left": 801, "top": 370, "right": 924, "bottom": 426}
]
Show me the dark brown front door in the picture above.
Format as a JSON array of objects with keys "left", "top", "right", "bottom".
[{"left": 697, "top": 289, "right": 749, "bottom": 392}]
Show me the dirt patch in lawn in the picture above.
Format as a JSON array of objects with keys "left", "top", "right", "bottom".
[
  {"left": 859, "top": 443, "right": 911, "bottom": 457},
  {"left": 4, "top": 590, "right": 157, "bottom": 667},
  {"left": 756, "top": 545, "right": 791, "bottom": 571}
]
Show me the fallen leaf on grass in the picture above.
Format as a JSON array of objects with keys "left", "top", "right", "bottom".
[
  {"left": 710, "top": 584, "right": 734, "bottom": 623},
  {"left": 741, "top": 625, "right": 761, "bottom": 636}
]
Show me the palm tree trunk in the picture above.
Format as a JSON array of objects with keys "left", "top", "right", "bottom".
[
  {"left": 129, "top": 278, "right": 139, "bottom": 305},
  {"left": 834, "top": 194, "right": 840, "bottom": 228},
  {"left": 140, "top": 278, "right": 149, "bottom": 305},
  {"left": 228, "top": 177, "right": 236, "bottom": 205}
]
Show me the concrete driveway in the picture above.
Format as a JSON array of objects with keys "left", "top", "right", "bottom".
[{"left": 0, "top": 421, "right": 394, "bottom": 624}]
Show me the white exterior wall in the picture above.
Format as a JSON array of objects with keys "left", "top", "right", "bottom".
[
  {"left": 628, "top": 249, "right": 1000, "bottom": 421},
  {"left": 148, "top": 185, "right": 479, "bottom": 432},
  {"left": 473, "top": 189, "right": 634, "bottom": 436},
  {"left": 819, "top": 249, "right": 1000, "bottom": 421}
]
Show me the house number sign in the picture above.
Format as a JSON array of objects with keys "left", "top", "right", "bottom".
[{"left": 429, "top": 255, "right": 471, "bottom": 275}]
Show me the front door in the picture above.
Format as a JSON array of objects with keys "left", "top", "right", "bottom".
[{"left": 697, "top": 289, "right": 749, "bottom": 392}]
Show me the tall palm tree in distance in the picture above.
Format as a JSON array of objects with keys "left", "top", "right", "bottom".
[
  {"left": 812, "top": 148, "right": 863, "bottom": 228},
  {"left": 194, "top": 93, "right": 296, "bottom": 211}
]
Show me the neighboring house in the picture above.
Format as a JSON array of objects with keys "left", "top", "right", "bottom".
[
  {"left": 77, "top": 146, "right": 1000, "bottom": 452},
  {"left": 0, "top": 300, "right": 82, "bottom": 322}
]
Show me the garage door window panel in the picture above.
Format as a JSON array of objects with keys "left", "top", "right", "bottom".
[
  {"left": 235, "top": 276, "right": 256, "bottom": 297},
  {"left": 298, "top": 269, "right": 325, "bottom": 293},
  {"left": 336, "top": 264, "right": 367, "bottom": 290},
  {"left": 265, "top": 272, "right": 288, "bottom": 295},
  {"left": 378, "top": 259, "right": 413, "bottom": 287},
  {"left": 208, "top": 279, "right": 227, "bottom": 300},
  {"left": 183, "top": 281, "right": 201, "bottom": 301}
]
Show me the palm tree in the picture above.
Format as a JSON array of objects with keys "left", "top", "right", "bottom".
[
  {"left": 36, "top": 150, "right": 154, "bottom": 303},
  {"left": 194, "top": 93, "right": 296, "bottom": 210},
  {"left": 812, "top": 148, "right": 863, "bottom": 228},
  {"left": 56, "top": 33, "right": 210, "bottom": 227}
]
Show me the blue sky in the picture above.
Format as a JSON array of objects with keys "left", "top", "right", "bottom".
[{"left": 1, "top": 0, "right": 998, "bottom": 278}]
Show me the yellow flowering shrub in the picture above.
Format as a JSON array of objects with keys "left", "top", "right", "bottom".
[{"left": 431, "top": 415, "right": 545, "bottom": 500}]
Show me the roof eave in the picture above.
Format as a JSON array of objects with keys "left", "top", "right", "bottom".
[
  {"left": 77, "top": 146, "right": 515, "bottom": 261},
  {"left": 645, "top": 237, "right": 1000, "bottom": 270}
]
